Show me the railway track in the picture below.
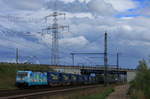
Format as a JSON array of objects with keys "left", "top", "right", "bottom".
[
  {"left": 0, "top": 86, "right": 74, "bottom": 97},
  {"left": 0, "top": 84, "right": 101, "bottom": 99}
]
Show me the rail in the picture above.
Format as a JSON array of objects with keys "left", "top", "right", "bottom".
[{"left": 0, "top": 84, "right": 102, "bottom": 99}]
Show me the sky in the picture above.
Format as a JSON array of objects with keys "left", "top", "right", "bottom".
[{"left": 0, "top": 0, "right": 149, "bottom": 68}]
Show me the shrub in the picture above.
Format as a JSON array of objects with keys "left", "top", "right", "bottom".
[{"left": 129, "top": 60, "right": 150, "bottom": 99}]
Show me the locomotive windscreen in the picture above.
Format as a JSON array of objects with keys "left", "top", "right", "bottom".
[{"left": 17, "top": 72, "right": 28, "bottom": 78}]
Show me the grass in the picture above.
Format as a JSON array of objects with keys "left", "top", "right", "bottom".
[
  {"left": 48, "top": 86, "right": 115, "bottom": 99},
  {"left": 80, "top": 88, "right": 114, "bottom": 99},
  {"left": 0, "top": 63, "right": 53, "bottom": 90}
]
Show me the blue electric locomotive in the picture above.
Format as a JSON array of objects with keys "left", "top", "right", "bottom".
[
  {"left": 16, "top": 71, "right": 30, "bottom": 87},
  {"left": 16, "top": 71, "right": 48, "bottom": 87}
]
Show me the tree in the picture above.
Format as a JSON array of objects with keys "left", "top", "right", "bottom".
[{"left": 130, "top": 60, "right": 150, "bottom": 99}]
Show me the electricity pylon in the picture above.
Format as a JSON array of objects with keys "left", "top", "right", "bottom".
[{"left": 44, "top": 12, "right": 69, "bottom": 65}]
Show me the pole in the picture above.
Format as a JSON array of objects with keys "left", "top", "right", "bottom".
[
  {"left": 104, "top": 32, "right": 108, "bottom": 86},
  {"left": 71, "top": 53, "right": 75, "bottom": 74},
  {"left": 71, "top": 53, "right": 75, "bottom": 66},
  {"left": 16, "top": 48, "right": 19, "bottom": 64},
  {"left": 117, "top": 53, "right": 119, "bottom": 81}
]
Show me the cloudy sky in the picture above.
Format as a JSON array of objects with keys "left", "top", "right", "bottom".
[{"left": 0, "top": 0, "right": 149, "bottom": 68}]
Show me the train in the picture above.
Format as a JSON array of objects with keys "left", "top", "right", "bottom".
[{"left": 15, "top": 70, "right": 98, "bottom": 88}]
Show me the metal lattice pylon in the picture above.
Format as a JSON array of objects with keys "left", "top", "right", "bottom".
[{"left": 44, "top": 12, "right": 69, "bottom": 65}]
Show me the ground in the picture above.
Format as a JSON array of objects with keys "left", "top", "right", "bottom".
[{"left": 107, "top": 84, "right": 129, "bottom": 99}]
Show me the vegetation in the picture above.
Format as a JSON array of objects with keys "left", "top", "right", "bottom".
[
  {"left": 0, "top": 63, "right": 53, "bottom": 90},
  {"left": 129, "top": 60, "right": 150, "bottom": 99},
  {"left": 49, "top": 86, "right": 114, "bottom": 99},
  {"left": 79, "top": 88, "right": 114, "bottom": 99}
]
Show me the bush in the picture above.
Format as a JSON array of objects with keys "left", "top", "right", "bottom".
[{"left": 129, "top": 60, "right": 150, "bottom": 99}]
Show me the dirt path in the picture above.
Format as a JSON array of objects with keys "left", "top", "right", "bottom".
[{"left": 107, "top": 84, "right": 130, "bottom": 99}]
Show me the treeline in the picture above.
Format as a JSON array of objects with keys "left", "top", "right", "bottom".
[
  {"left": 0, "top": 63, "right": 53, "bottom": 71},
  {"left": 129, "top": 60, "right": 150, "bottom": 99}
]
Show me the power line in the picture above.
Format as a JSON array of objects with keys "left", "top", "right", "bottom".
[{"left": 70, "top": 52, "right": 104, "bottom": 66}]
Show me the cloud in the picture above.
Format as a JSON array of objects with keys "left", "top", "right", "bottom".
[
  {"left": 0, "top": 36, "right": 46, "bottom": 52},
  {"left": 59, "top": 0, "right": 75, "bottom": 3},
  {"left": 45, "top": 0, "right": 138, "bottom": 17},
  {"left": 46, "top": 0, "right": 89, "bottom": 13},
  {"left": 136, "top": 1, "right": 150, "bottom": 16},
  {"left": 105, "top": 0, "right": 138, "bottom": 12},
  {"left": 60, "top": 0, "right": 90, "bottom": 3},
  {"left": 0, "top": 0, "right": 149, "bottom": 67},
  {"left": 67, "top": 15, "right": 150, "bottom": 66},
  {"left": 60, "top": 36, "right": 89, "bottom": 47},
  {"left": 2, "top": 0, "right": 45, "bottom": 11},
  {"left": 87, "top": 0, "right": 117, "bottom": 16}
]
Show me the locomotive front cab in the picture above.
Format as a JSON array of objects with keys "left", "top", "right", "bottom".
[{"left": 16, "top": 71, "right": 31, "bottom": 87}]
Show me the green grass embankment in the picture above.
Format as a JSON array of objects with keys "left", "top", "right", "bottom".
[{"left": 0, "top": 63, "right": 52, "bottom": 90}]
